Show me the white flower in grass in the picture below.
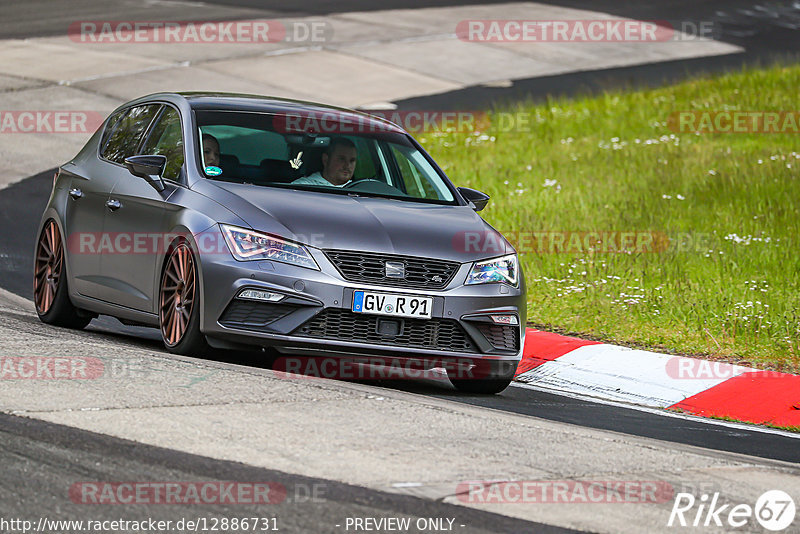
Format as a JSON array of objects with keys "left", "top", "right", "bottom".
[{"left": 543, "top": 179, "right": 558, "bottom": 187}]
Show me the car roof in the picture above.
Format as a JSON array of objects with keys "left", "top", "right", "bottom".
[{"left": 126, "top": 92, "right": 406, "bottom": 135}]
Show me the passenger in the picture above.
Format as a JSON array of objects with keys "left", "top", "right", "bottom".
[
  {"left": 292, "top": 137, "right": 356, "bottom": 187},
  {"left": 202, "top": 134, "right": 220, "bottom": 168}
]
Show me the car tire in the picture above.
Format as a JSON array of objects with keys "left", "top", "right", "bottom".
[
  {"left": 34, "top": 219, "right": 92, "bottom": 329},
  {"left": 159, "top": 240, "right": 210, "bottom": 356},
  {"left": 447, "top": 359, "right": 517, "bottom": 394}
]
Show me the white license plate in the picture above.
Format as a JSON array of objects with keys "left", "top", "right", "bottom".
[{"left": 352, "top": 291, "right": 433, "bottom": 319}]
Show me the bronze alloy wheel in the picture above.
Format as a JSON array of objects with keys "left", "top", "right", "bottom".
[
  {"left": 34, "top": 220, "right": 64, "bottom": 315},
  {"left": 160, "top": 244, "right": 196, "bottom": 347}
]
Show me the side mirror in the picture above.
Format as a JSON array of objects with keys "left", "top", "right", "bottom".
[
  {"left": 457, "top": 187, "right": 490, "bottom": 211},
  {"left": 124, "top": 155, "right": 167, "bottom": 192}
]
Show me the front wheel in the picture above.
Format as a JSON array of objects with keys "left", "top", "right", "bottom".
[
  {"left": 159, "top": 242, "right": 209, "bottom": 356},
  {"left": 34, "top": 219, "right": 92, "bottom": 329},
  {"left": 448, "top": 359, "right": 517, "bottom": 394}
]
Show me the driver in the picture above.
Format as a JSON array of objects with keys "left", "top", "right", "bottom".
[{"left": 292, "top": 137, "right": 356, "bottom": 187}]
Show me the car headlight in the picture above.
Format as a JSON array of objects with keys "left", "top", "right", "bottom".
[
  {"left": 220, "top": 224, "right": 319, "bottom": 270},
  {"left": 465, "top": 254, "right": 518, "bottom": 286}
]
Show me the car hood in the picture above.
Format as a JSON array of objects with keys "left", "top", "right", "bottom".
[{"left": 194, "top": 181, "right": 512, "bottom": 262}]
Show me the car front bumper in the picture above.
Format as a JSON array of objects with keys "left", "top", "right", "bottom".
[{"left": 198, "top": 241, "right": 526, "bottom": 367}]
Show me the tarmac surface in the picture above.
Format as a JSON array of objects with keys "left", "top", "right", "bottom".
[{"left": 1, "top": 413, "right": 568, "bottom": 534}]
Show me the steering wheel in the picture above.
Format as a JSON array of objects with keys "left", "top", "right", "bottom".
[{"left": 342, "top": 178, "right": 383, "bottom": 189}]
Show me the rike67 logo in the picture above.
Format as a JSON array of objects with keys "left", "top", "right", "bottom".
[{"left": 668, "top": 490, "right": 796, "bottom": 531}]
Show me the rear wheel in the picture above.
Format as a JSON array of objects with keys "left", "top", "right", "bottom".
[
  {"left": 448, "top": 359, "right": 517, "bottom": 394},
  {"left": 159, "top": 242, "right": 209, "bottom": 356},
  {"left": 34, "top": 219, "right": 92, "bottom": 329}
]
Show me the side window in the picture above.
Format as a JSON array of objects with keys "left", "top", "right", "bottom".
[
  {"left": 391, "top": 146, "right": 436, "bottom": 198},
  {"left": 140, "top": 107, "right": 183, "bottom": 182},
  {"left": 352, "top": 137, "right": 377, "bottom": 181},
  {"left": 101, "top": 105, "right": 160, "bottom": 164},
  {"left": 200, "top": 126, "right": 288, "bottom": 165},
  {"left": 99, "top": 110, "right": 126, "bottom": 153}
]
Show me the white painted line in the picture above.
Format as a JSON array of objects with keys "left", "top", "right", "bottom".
[{"left": 509, "top": 382, "right": 800, "bottom": 439}]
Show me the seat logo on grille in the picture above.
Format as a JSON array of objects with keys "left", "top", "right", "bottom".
[{"left": 385, "top": 261, "right": 406, "bottom": 278}]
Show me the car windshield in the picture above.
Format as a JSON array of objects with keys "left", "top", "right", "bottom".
[{"left": 195, "top": 110, "right": 456, "bottom": 204}]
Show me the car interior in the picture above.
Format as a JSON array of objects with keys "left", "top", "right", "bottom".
[
  {"left": 204, "top": 130, "right": 378, "bottom": 187},
  {"left": 203, "top": 129, "right": 337, "bottom": 185},
  {"left": 195, "top": 110, "right": 455, "bottom": 203}
]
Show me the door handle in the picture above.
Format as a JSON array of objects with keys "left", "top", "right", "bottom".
[
  {"left": 69, "top": 188, "right": 83, "bottom": 200},
  {"left": 106, "top": 199, "right": 121, "bottom": 211}
]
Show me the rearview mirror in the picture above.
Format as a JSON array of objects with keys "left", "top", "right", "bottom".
[
  {"left": 457, "top": 187, "right": 490, "bottom": 211},
  {"left": 124, "top": 155, "right": 167, "bottom": 192}
]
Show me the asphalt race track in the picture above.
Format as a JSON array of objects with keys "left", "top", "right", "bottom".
[
  {"left": 2, "top": 169, "right": 799, "bottom": 465},
  {"left": 0, "top": 413, "right": 570, "bottom": 534},
  {"left": 4, "top": 0, "right": 799, "bottom": 106},
  {"left": 395, "top": 0, "right": 800, "bottom": 109}
]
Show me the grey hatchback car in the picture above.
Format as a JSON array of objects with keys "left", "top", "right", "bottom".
[{"left": 34, "top": 93, "right": 525, "bottom": 393}]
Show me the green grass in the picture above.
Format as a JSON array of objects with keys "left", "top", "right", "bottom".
[{"left": 420, "top": 63, "right": 800, "bottom": 372}]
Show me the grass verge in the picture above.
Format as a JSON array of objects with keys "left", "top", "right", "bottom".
[{"left": 422, "top": 63, "right": 800, "bottom": 372}]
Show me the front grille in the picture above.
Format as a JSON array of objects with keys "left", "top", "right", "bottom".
[
  {"left": 324, "top": 249, "right": 459, "bottom": 290},
  {"left": 219, "top": 300, "right": 298, "bottom": 328},
  {"left": 294, "top": 309, "right": 476, "bottom": 353},
  {"left": 476, "top": 323, "right": 520, "bottom": 351}
]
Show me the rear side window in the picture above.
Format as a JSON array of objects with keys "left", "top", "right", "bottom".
[
  {"left": 140, "top": 106, "right": 184, "bottom": 181},
  {"left": 200, "top": 125, "right": 288, "bottom": 165},
  {"left": 99, "top": 110, "right": 126, "bottom": 151},
  {"left": 101, "top": 104, "right": 160, "bottom": 164}
]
